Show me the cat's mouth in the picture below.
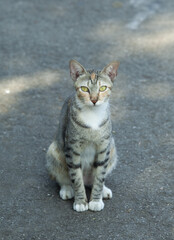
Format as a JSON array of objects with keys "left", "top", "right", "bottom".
[{"left": 91, "top": 101, "right": 102, "bottom": 107}]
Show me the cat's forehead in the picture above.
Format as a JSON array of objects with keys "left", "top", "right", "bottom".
[
  {"left": 86, "top": 69, "right": 100, "bottom": 84},
  {"left": 76, "top": 70, "right": 112, "bottom": 87}
]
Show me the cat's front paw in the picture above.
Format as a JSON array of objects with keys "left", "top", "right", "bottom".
[
  {"left": 73, "top": 201, "right": 88, "bottom": 212},
  {"left": 89, "top": 199, "right": 104, "bottom": 211}
]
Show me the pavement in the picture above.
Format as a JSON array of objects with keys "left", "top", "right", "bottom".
[{"left": 0, "top": 0, "right": 174, "bottom": 239}]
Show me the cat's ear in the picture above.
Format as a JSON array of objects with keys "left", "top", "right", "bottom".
[
  {"left": 69, "top": 59, "right": 86, "bottom": 82},
  {"left": 101, "top": 61, "right": 120, "bottom": 82}
]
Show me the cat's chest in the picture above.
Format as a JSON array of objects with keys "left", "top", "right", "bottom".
[{"left": 79, "top": 105, "right": 108, "bottom": 130}]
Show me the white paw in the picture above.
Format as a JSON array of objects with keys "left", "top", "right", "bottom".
[
  {"left": 59, "top": 185, "right": 74, "bottom": 200},
  {"left": 73, "top": 202, "right": 88, "bottom": 212},
  {"left": 89, "top": 199, "right": 104, "bottom": 211},
  {"left": 102, "top": 186, "right": 112, "bottom": 199}
]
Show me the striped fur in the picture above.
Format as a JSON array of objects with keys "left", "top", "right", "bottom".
[{"left": 46, "top": 60, "right": 119, "bottom": 212}]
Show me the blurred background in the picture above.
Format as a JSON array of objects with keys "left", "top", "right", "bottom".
[{"left": 0, "top": 0, "right": 174, "bottom": 239}]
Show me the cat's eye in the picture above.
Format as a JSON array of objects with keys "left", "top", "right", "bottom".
[
  {"left": 81, "top": 86, "right": 89, "bottom": 92},
  {"left": 99, "top": 86, "right": 107, "bottom": 92}
]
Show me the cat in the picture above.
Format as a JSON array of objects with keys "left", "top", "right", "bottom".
[{"left": 46, "top": 59, "right": 119, "bottom": 212}]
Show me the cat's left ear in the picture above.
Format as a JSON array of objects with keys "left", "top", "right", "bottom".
[
  {"left": 101, "top": 61, "right": 120, "bottom": 82},
  {"left": 69, "top": 59, "right": 86, "bottom": 82}
]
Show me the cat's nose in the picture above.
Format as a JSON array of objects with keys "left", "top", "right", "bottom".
[{"left": 91, "top": 99, "right": 98, "bottom": 105}]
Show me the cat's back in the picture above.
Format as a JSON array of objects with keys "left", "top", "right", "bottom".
[{"left": 55, "top": 94, "right": 75, "bottom": 147}]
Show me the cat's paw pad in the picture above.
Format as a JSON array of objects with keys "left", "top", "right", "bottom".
[
  {"left": 59, "top": 185, "right": 74, "bottom": 200},
  {"left": 73, "top": 202, "right": 88, "bottom": 212},
  {"left": 102, "top": 186, "right": 112, "bottom": 199},
  {"left": 89, "top": 199, "right": 104, "bottom": 211}
]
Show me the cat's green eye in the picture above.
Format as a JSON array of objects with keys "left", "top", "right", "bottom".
[
  {"left": 81, "top": 86, "right": 89, "bottom": 92},
  {"left": 99, "top": 86, "right": 107, "bottom": 92}
]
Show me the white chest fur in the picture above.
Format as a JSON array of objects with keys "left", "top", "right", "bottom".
[{"left": 79, "top": 102, "right": 108, "bottom": 130}]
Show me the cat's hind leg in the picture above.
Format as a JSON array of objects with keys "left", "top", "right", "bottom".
[
  {"left": 106, "top": 137, "right": 118, "bottom": 175},
  {"left": 102, "top": 137, "right": 117, "bottom": 200},
  {"left": 102, "top": 185, "right": 112, "bottom": 199},
  {"left": 46, "top": 141, "right": 74, "bottom": 200}
]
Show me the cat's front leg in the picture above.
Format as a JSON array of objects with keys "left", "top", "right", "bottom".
[
  {"left": 65, "top": 147, "right": 88, "bottom": 212},
  {"left": 89, "top": 144, "right": 110, "bottom": 211}
]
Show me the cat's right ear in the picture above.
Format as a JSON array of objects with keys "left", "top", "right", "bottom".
[{"left": 69, "top": 59, "right": 86, "bottom": 82}]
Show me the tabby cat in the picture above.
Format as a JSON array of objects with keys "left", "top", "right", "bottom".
[{"left": 46, "top": 59, "right": 119, "bottom": 212}]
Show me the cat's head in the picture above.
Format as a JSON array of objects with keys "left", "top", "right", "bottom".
[{"left": 69, "top": 59, "right": 119, "bottom": 107}]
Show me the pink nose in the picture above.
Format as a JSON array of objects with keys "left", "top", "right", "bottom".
[{"left": 91, "top": 99, "right": 97, "bottom": 105}]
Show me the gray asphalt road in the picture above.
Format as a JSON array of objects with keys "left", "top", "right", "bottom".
[{"left": 0, "top": 0, "right": 174, "bottom": 239}]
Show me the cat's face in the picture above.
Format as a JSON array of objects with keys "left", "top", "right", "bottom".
[
  {"left": 69, "top": 60, "right": 119, "bottom": 107},
  {"left": 74, "top": 71, "right": 113, "bottom": 107}
]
